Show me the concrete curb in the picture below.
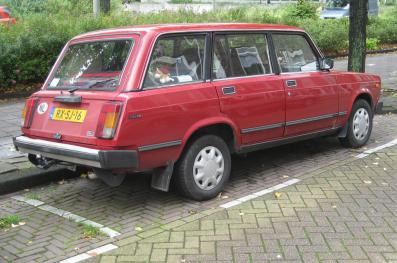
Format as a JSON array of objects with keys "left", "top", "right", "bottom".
[{"left": 0, "top": 166, "right": 78, "bottom": 195}]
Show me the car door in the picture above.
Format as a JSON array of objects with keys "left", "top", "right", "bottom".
[
  {"left": 271, "top": 33, "right": 339, "bottom": 137},
  {"left": 212, "top": 32, "right": 285, "bottom": 146}
]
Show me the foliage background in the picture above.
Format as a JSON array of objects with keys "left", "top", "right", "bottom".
[{"left": 0, "top": 0, "right": 396, "bottom": 87}]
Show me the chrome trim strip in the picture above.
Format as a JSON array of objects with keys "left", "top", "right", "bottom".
[
  {"left": 138, "top": 140, "right": 182, "bottom": 152},
  {"left": 241, "top": 122, "right": 284, "bottom": 134},
  {"left": 241, "top": 112, "right": 346, "bottom": 134},
  {"left": 286, "top": 113, "right": 339, "bottom": 126}
]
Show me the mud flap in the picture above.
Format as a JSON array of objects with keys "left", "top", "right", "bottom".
[
  {"left": 338, "top": 124, "right": 349, "bottom": 138},
  {"left": 94, "top": 169, "right": 126, "bottom": 187},
  {"left": 151, "top": 161, "right": 174, "bottom": 192}
]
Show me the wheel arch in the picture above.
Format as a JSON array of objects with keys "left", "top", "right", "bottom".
[{"left": 178, "top": 118, "right": 240, "bottom": 159}]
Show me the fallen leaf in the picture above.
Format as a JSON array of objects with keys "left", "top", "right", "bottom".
[
  {"left": 363, "top": 180, "right": 372, "bottom": 184},
  {"left": 88, "top": 251, "right": 98, "bottom": 257},
  {"left": 11, "top": 224, "right": 18, "bottom": 228},
  {"left": 222, "top": 195, "right": 229, "bottom": 199},
  {"left": 27, "top": 241, "right": 32, "bottom": 244},
  {"left": 135, "top": 226, "right": 143, "bottom": 231},
  {"left": 19, "top": 222, "right": 26, "bottom": 226},
  {"left": 274, "top": 192, "right": 282, "bottom": 199}
]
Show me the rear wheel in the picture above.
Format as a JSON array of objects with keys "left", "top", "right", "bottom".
[
  {"left": 339, "top": 99, "right": 373, "bottom": 148},
  {"left": 174, "top": 135, "right": 231, "bottom": 201}
]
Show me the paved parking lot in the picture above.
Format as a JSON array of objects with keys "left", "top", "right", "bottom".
[{"left": 0, "top": 113, "right": 396, "bottom": 262}]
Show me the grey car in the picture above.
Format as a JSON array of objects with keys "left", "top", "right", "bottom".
[{"left": 320, "top": 0, "right": 379, "bottom": 19}]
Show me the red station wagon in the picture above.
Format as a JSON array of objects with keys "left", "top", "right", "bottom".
[{"left": 14, "top": 23, "right": 381, "bottom": 200}]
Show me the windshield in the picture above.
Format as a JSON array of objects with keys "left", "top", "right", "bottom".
[
  {"left": 325, "top": 0, "right": 349, "bottom": 8},
  {"left": 48, "top": 39, "right": 134, "bottom": 90}
]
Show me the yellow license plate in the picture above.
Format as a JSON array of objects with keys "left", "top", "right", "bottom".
[{"left": 51, "top": 108, "right": 87, "bottom": 123}]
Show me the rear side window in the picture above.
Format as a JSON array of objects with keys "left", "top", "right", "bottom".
[
  {"left": 143, "top": 34, "right": 206, "bottom": 89},
  {"left": 213, "top": 33, "right": 271, "bottom": 79},
  {"left": 272, "top": 34, "right": 318, "bottom": 73}
]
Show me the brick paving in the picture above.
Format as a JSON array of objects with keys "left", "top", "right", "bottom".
[
  {"left": 0, "top": 114, "right": 396, "bottom": 262},
  {"left": 96, "top": 143, "right": 397, "bottom": 263}
]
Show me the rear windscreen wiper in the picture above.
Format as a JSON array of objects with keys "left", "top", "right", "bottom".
[{"left": 88, "top": 79, "right": 117, "bottom": 89}]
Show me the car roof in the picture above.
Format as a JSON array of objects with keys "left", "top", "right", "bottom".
[{"left": 73, "top": 23, "right": 304, "bottom": 40}]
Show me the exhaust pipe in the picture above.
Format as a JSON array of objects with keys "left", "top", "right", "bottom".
[{"left": 28, "top": 154, "right": 57, "bottom": 169}]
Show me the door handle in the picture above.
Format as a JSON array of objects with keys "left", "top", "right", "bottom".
[
  {"left": 286, "top": 80, "right": 297, "bottom": 88},
  {"left": 222, "top": 86, "right": 236, "bottom": 95}
]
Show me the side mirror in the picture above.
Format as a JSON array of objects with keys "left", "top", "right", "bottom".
[{"left": 320, "top": 58, "right": 334, "bottom": 70}]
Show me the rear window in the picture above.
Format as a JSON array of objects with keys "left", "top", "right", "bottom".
[{"left": 48, "top": 39, "right": 134, "bottom": 90}]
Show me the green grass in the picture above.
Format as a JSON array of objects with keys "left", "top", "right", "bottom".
[
  {"left": 0, "top": 215, "right": 21, "bottom": 229},
  {"left": 79, "top": 223, "right": 101, "bottom": 238},
  {"left": 25, "top": 193, "right": 40, "bottom": 200}
]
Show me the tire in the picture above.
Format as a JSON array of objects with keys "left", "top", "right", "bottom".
[
  {"left": 339, "top": 99, "right": 373, "bottom": 148},
  {"left": 174, "top": 135, "right": 231, "bottom": 201}
]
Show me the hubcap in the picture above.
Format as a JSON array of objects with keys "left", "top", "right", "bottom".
[
  {"left": 193, "top": 146, "right": 224, "bottom": 191},
  {"left": 353, "top": 108, "right": 370, "bottom": 140}
]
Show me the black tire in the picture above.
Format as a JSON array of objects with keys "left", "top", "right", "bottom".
[
  {"left": 174, "top": 135, "right": 231, "bottom": 201},
  {"left": 339, "top": 99, "right": 373, "bottom": 148}
]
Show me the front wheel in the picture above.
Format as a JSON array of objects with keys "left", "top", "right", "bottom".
[
  {"left": 339, "top": 99, "right": 373, "bottom": 148},
  {"left": 174, "top": 135, "right": 231, "bottom": 201}
]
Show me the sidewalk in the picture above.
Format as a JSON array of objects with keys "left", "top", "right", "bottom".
[{"left": 100, "top": 144, "right": 397, "bottom": 263}]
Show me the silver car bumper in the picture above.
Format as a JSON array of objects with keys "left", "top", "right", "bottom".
[{"left": 13, "top": 136, "right": 138, "bottom": 169}]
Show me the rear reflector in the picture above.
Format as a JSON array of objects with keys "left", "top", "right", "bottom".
[
  {"left": 22, "top": 97, "right": 38, "bottom": 128},
  {"left": 95, "top": 102, "right": 122, "bottom": 139}
]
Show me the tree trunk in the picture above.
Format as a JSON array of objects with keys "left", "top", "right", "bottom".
[{"left": 348, "top": 0, "right": 368, "bottom": 73}]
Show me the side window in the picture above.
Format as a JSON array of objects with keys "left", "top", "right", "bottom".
[
  {"left": 143, "top": 34, "right": 206, "bottom": 89},
  {"left": 272, "top": 34, "right": 318, "bottom": 73},
  {"left": 212, "top": 33, "right": 271, "bottom": 79}
]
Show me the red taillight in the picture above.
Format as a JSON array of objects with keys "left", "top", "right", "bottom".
[
  {"left": 22, "top": 97, "right": 38, "bottom": 128},
  {"left": 95, "top": 102, "right": 122, "bottom": 139}
]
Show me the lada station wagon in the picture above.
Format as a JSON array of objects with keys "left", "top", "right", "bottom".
[{"left": 14, "top": 23, "right": 381, "bottom": 200}]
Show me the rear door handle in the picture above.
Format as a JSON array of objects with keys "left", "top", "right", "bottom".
[
  {"left": 286, "top": 80, "right": 297, "bottom": 88},
  {"left": 222, "top": 86, "right": 236, "bottom": 95}
]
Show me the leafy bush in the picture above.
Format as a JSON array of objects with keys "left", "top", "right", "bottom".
[
  {"left": 285, "top": 0, "right": 317, "bottom": 20},
  {"left": 366, "top": 38, "right": 380, "bottom": 51},
  {"left": 0, "top": 3, "right": 396, "bottom": 88}
]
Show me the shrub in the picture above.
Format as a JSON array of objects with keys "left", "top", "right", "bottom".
[
  {"left": 366, "top": 38, "right": 380, "bottom": 51},
  {"left": 0, "top": 3, "right": 396, "bottom": 88},
  {"left": 285, "top": 0, "right": 317, "bottom": 20}
]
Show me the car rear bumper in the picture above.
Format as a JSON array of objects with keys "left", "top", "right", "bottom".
[{"left": 13, "top": 136, "right": 138, "bottom": 169}]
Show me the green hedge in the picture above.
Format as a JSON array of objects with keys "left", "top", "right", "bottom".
[{"left": 0, "top": 3, "right": 396, "bottom": 88}]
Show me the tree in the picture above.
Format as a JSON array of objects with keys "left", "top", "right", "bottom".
[{"left": 348, "top": 0, "right": 368, "bottom": 73}]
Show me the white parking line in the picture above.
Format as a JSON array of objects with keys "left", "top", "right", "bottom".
[
  {"left": 220, "top": 178, "right": 300, "bottom": 209},
  {"left": 11, "top": 195, "right": 121, "bottom": 238},
  {"left": 60, "top": 244, "right": 118, "bottom": 263},
  {"left": 355, "top": 138, "right": 397, "bottom": 159}
]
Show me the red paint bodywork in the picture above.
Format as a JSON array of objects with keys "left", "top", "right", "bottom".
[
  {"left": 22, "top": 23, "right": 381, "bottom": 171},
  {"left": 0, "top": 6, "right": 16, "bottom": 25}
]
